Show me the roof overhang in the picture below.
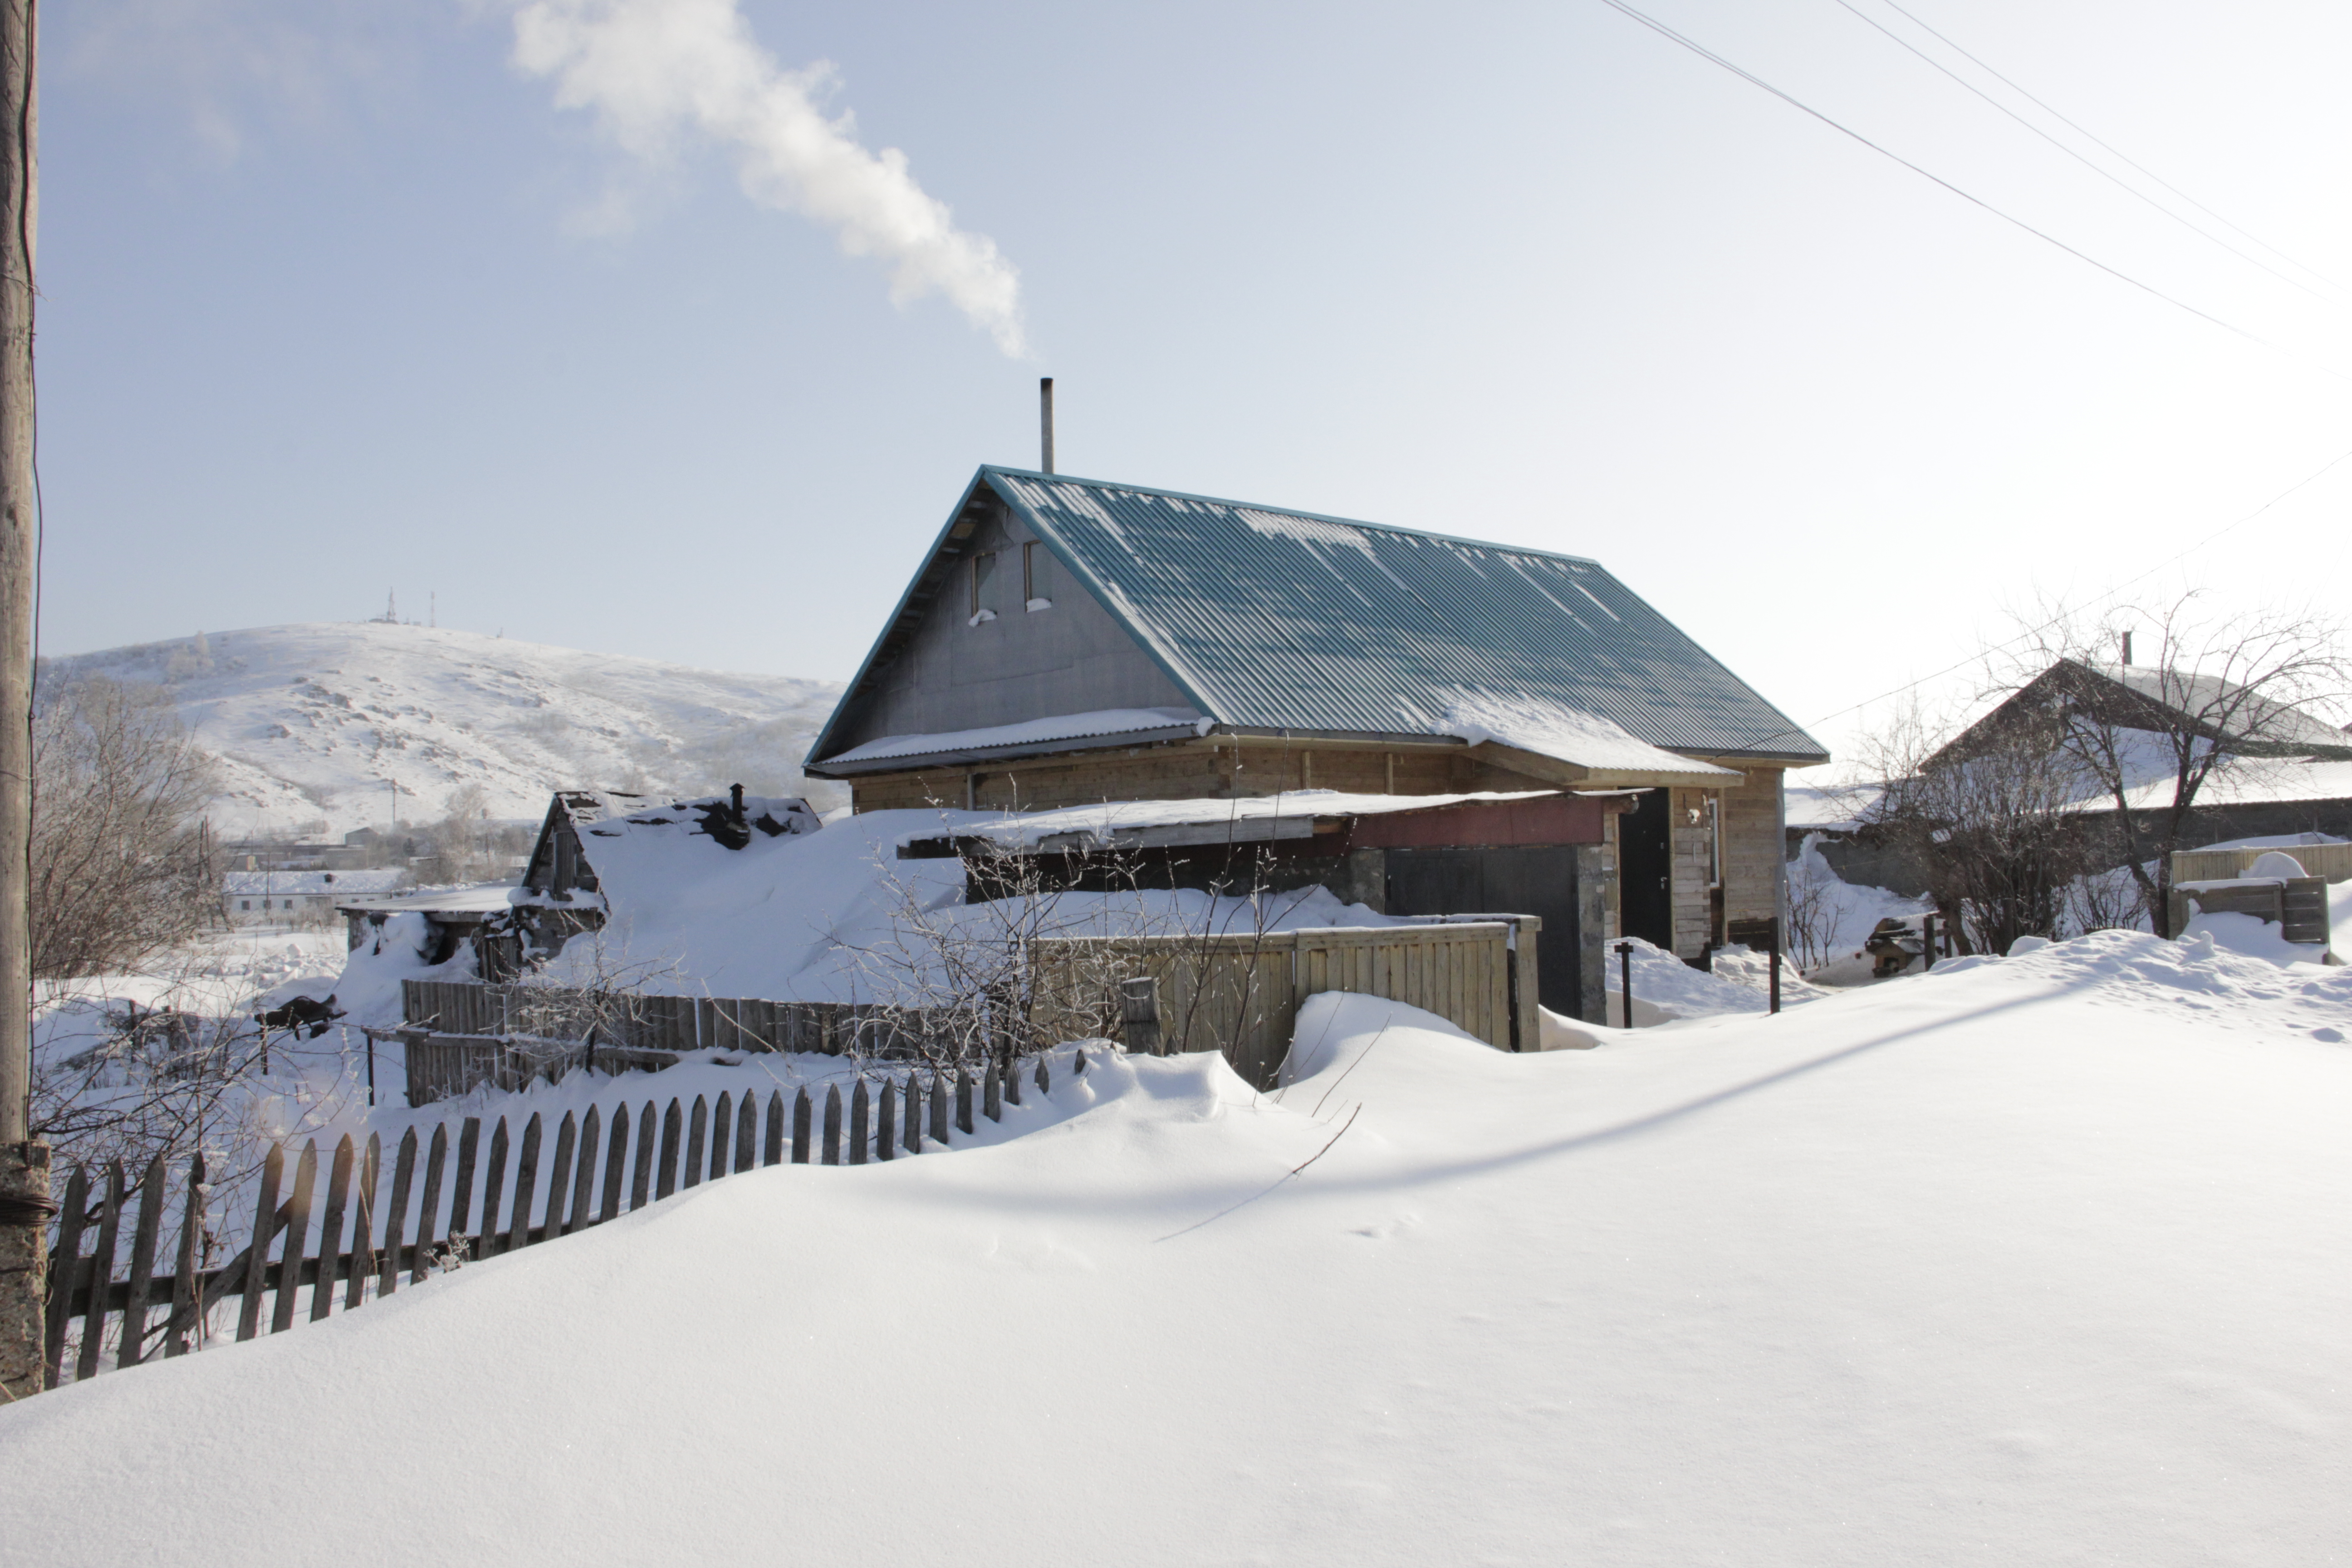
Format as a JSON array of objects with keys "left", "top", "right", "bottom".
[{"left": 1466, "top": 740, "right": 1744, "bottom": 791}]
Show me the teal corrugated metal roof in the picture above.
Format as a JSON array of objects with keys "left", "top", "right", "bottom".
[{"left": 983, "top": 468, "right": 1826, "bottom": 763}]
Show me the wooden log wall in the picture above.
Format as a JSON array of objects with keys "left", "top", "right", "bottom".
[{"left": 38, "top": 1049, "right": 1085, "bottom": 1393}]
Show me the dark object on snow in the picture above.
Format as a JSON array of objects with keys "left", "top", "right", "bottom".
[
  {"left": 254, "top": 993, "right": 343, "bottom": 1039},
  {"left": 1865, "top": 918, "right": 1926, "bottom": 979}
]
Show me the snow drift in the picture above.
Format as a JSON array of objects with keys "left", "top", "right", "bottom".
[{"left": 8, "top": 928, "right": 2352, "bottom": 1565}]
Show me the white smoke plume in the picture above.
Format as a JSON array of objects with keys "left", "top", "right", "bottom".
[{"left": 510, "top": 0, "right": 1027, "bottom": 356}]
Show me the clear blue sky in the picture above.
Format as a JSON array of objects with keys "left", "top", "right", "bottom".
[{"left": 35, "top": 0, "right": 2352, "bottom": 764}]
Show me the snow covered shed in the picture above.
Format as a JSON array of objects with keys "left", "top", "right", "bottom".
[{"left": 804, "top": 467, "right": 1827, "bottom": 978}]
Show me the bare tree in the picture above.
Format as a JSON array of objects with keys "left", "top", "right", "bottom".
[
  {"left": 1993, "top": 593, "right": 2349, "bottom": 935},
  {"left": 31, "top": 674, "right": 221, "bottom": 979},
  {"left": 1859, "top": 693, "right": 2098, "bottom": 957}
]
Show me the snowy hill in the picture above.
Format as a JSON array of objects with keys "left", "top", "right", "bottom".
[{"left": 43, "top": 623, "right": 847, "bottom": 834}]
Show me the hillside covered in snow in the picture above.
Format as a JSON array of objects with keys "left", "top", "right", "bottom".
[{"left": 42, "top": 623, "right": 845, "bottom": 834}]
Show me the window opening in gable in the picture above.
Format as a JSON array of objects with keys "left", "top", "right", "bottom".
[
  {"left": 970, "top": 551, "right": 1000, "bottom": 624},
  {"left": 1024, "top": 541, "right": 1051, "bottom": 611}
]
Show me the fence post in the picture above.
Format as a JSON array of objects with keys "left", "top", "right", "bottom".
[
  {"left": 117, "top": 1156, "right": 165, "bottom": 1369},
  {"left": 876, "top": 1081, "right": 897, "bottom": 1161},
  {"left": 1119, "top": 976, "right": 1163, "bottom": 1056},
  {"left": 42, "top": 1163, "right": 88, "bottom": 1386},
  {"left": 630, "top": 1103, "right": 657, "bottom": 1211},
  {"left": 930, "top": 1075, "right": 950, "bottom": 1146},
  {"left": 984, "top": 1061, "right": 1002, "bottom": 1122},
  {"left": 849, "top": 1081, "right": 870, "bottom": 1166},
  {"left": 656, "top": 1101, "right": 683, "bottom": 1200},
  {"left": 597, "top": 1105, "right": 629, "bottom": 1225},
  {"left": 447, "top": 1119, "right": 481, "bottom": 1247},
  {"left": 903, "top": 1076, "right": 922, "bottom": 1154},
  {"left": 546, "top": 1112, "right": 578, "bottom": 1243},
  {"left": 478, "top": 1121, "right": 510, "bottom": 1260},
  {"left": 710, "top": 1093, "right": 733, "bottom": 1181},
  {"left": 232, "top": 1145, "right": 282, "bottom": 1343},
  {"left": 1768, "top": 916, "right": 1782, "bottom": 1016},
  {"left": 412, "top": 1125, "right": 448, "bottom": 1285},
  {"left": 763, "top": 1090, "right": 785, "bottom": 1167},
  {"left": 821, "top": 1085, "right": 842, "bottom": 1166},
  {"left": 311, "top": 1136, "right": 355, "bottom": 1322},
  {"left": 269, "top": 1141, "right": 319, "bottom": 1335},
  {"left": 735, "top": 1094, "right": 757, "bottom": 1175},
  {"left": 683, "top": 1097, "right": 708, "bottom": 1190},
  {"left": 958, "top": 1067, "right": 975, "bottom": 1134},
  {"left": 1923, "top": 912, "right": 1937, "bottom": 971},
  {"left": 1617, "top": 942, "right": 1636, "bottom": 1029},
  {"left": 166, "top": 1151, "right": 205, "bottom": 1357},
  {"left": 74, "top": 1163, "right": 124, "bottom": 1382},
  {"left": 791, "top": 1088, "right": 812, "bottom": 1165},
  {"left": 383, "top": 1129, "right": 418, "bottom": 1296},
  {"left": 509, "top": 1116, "right": 542, "bottom": 1253},
  {"left": 348, "top": 1134, "right": 379, "bottom": 1311}
]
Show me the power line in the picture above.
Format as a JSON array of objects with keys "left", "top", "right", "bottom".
[
  {"left": 1829, "top": 0, "right": 2337, "bottom": 306},
  {"left": 1746, "top": 438, "right": 2352, "bottom": 754},
  {"left": 1593, "top": 0, "right": 2314, "bottom": 366},
  {"left": 1873, "top": 0, "right": 2349, "bottom": 299}
]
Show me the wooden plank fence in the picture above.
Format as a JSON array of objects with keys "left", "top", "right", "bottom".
[
  {"left": 40, "top": 1048, "right": 1080, "bottom": 1393},
  {"left": 2172, "top": 841, "right": 2352, "bottom": 886},
  {"left": 399, "top": 982, "right": 978, "bottom": 1106},
  {"left": 1030, "top": 920, "right": 1536, "bottom": 1088}
]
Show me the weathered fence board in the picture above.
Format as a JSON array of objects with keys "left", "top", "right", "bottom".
[
  {"left": 1030, "top": 921, "right": 1529, "bottom": 1088},
  {"left": 42, "top": 1050, "right": 1077, "bottom": 1392}
]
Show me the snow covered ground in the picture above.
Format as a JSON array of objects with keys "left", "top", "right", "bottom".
[
  {"left": 6, "top": 930, "right": 2351, "bottom": 1565},
  {"left": 43, "top": 622, "right": 845, "bottom": 834}
]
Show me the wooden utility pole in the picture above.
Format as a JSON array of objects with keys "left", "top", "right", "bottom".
[{"left": 0, "top": 0, "right": 45, "bottom": 1402}]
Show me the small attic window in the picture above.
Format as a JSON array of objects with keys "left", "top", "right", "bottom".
[
  {"left": 1024, "top": 541, "right": 1051, "bottom": 611},
  {"left": 970, "top": 551, "right": 1000, "bottom": 625}
]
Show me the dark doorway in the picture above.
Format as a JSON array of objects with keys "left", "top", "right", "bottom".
[
  {"left": 1617, "top": 787, "right": 1672, "bottom": 950},
  {"left": 1383, "top": 846, "right": 1584, "bottom": 1020}
]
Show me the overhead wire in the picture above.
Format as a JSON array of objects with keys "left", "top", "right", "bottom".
[
  {"left": 1592, "top": 0, "right": 2337, "bottom": 375},
  {"left": 1872, "top": 0, "right": 2348, "bottom": 298},
  {"left": 1731, "top": 439, "right": 2352, "bottom": 755},
  {"left": 1828, "top": 0, "right": 2336, "bottom": 305}
]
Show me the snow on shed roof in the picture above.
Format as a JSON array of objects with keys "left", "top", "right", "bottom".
[
  {"left": 907, "top": 789, "right": 1567, "bottom": 853},
  {"left": 808, "top": 468, "right": 1827, "bottom": 769},
  {"left": 827, "top": 708, "right": 1210, "bottom": 769}
]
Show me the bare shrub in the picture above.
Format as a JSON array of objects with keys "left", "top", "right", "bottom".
[{"left": 31, "top": 673, "right": 221, "bottom": 979}]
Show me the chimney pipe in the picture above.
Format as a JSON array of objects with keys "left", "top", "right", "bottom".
[
  {"left": 730, "top": 782, "right": 745, "bottom": 825},
  {"left": 1039, "top": 377, "right": 1055, "bottom": 474},
  {"left": 2121, "top": 631, "right": 2133, "bottom": 667}
]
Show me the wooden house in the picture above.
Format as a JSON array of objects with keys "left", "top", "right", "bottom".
[{"left": 804, "top": 467, "right": 1826, "bottom": 1019}]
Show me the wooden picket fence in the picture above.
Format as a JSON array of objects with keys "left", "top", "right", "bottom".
[{"left": 41, "top": 1049, "right": 1078, "bottom": 1392}]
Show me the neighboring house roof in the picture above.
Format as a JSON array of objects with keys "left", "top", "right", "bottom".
[
  {"left": 225, "top": 868, "right": 408, "bottom": 897},
  {"left": 1936, "top": 659, "right": 2352, "bottom": 768},
  {"left": 514, "top": 789, "right": 823, "bottom": 913},
  {"left": 807, "top": 467, "right": 1826, "bottom": 771}
]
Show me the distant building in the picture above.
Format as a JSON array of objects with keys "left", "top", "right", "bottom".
[{"left": 225, "top": 867, "right": 409, "bottom": 924}]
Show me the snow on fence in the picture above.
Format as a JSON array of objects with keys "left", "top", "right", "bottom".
[
  {"left": 1029, "top": 920, "right": 1535, "bottom": 1087},
  {"left": 2171, "top": 842, "right": 2352, "bottom": 886},
  {"left": 40, "top": 1049, "right": 1075, "bottom": 1392}
]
